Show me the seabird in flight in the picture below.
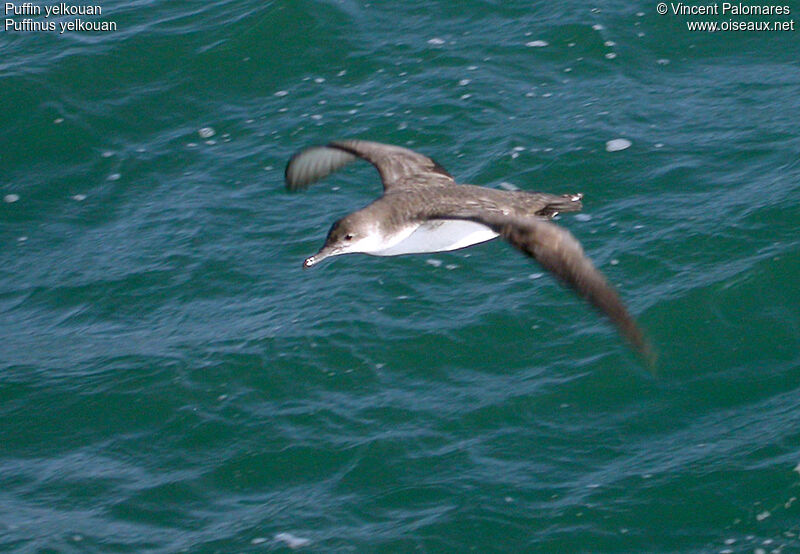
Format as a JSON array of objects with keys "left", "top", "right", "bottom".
[{"left": 285, "top": 139, "right": 652, "bottom": 359}]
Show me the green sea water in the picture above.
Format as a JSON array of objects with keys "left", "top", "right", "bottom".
[{"left": 2, "top": 1, "right": 800, "bottom": 551}]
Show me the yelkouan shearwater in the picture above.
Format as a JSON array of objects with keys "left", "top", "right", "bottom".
[{"left": 285, "top": 139, "right": 652, "bottom": 360}]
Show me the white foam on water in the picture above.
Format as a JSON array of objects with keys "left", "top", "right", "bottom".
[
  {"left": 526, "top": 40, "right": 548, "bottom": 47},
  {"left": 274, "top": 533, "right": 311, "bottom": 549},
  {"left": 427, "top": 37, "right": 445, "bottom": 45},
  {"left": 198, "top": 127, "right": 215, "bottom": 139},
  {"left": 4, "top": 194, "right": 20, "bottom": 203},
  {"left": 606, "top": 138, "right": 632, "bottom": 152}
]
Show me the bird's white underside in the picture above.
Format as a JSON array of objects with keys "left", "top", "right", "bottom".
[{"left": 367, "top": 219, "right": 498, "bottom": 256}]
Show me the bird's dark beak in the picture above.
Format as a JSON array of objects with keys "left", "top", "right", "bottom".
[{"left": 302, "top": 245, "right": 338, "bottom": 269}]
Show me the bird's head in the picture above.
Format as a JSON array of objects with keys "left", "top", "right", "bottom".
[{"left": 303, "top": 213, "right": 379, "bottom": 269}]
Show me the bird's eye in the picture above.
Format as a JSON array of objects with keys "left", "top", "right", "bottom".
[{"left": 344, "top": 234, "right": 353, "bottom": 241}]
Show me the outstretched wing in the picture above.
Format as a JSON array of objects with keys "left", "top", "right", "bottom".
[
  {"left": 436, "top": 211, "right": 653, "bottom": 361},
  {"left": 285, "top": 139, "right": 454, "bottom": 192}
]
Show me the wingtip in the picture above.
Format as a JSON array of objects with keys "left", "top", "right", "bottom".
[
  {"left": 284, "top": 149, "right": 312, "bottom": 191},
  {"left": 639, "top": 339, "right": 659, "bottom": 374},
  {"left": 284, "top": 142, "right": 359, "bottom": 191},
  {"left": 620, "top": 317, "right": 658, "bottom": 373},
  {"left": 284, "top": 151, "right": 299, "bottom": 190}
]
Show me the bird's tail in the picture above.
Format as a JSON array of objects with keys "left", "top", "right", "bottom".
[{"left": 535, "top": 193, "right": 583, "bottom": 218}]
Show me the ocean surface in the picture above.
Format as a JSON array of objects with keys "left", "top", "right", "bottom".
[{"left": 2, "top": 1, "right": 800, "bottom": 551}]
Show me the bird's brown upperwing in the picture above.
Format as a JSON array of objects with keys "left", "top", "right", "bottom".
[
  {"left": 436, "top": 211, "right": 654, "bottom": 363},
  {"left": 285, "top": 139, "right": 454, "bottom": 192}
]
